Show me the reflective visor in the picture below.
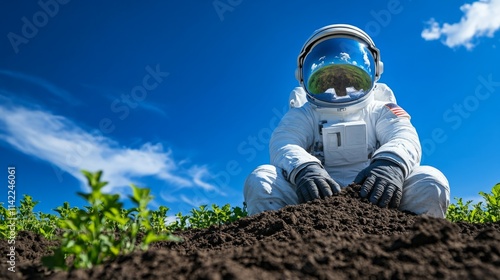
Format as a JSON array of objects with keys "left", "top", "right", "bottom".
[{"left": 302, "top": 37, "right": 376, "bottom": 104}]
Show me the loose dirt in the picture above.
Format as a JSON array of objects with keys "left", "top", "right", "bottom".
[{"left": 1, "top": 185, "right": 499, "bottom": 279}]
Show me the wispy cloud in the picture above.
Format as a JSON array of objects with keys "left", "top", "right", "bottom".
[
  {"left": 189, "top": 166, "right": 220, "bottom": 192},
  {"left": 421, "top": 0, "right": 500, "bottom": 49},
  {"left": 179, "top": 194, "right": 209, "bottom": 209},
  {"left": 0, "top": 103, "right": 221, "bottom": 199},
  {"left": 81, "top": 83, "right": 167, "bottom": 117},
  {"left": 157, "top": 165, "right": 223, "bottom": 210},
  {"left": 359, "top": 45, "right": 371, "bottom": 69},
  {"left": 138, "top": 101, "right": 167, "bottom": 117},
  {"left": 0, "top": 69, "right": 81, "bottom": 105}
]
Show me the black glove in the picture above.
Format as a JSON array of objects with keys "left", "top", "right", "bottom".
[
  {"left": 294, "top": 163, "right": 341, "bottom": 203},
  {"left": 354, "top": 159, "right": 404, "bottom": 208}
]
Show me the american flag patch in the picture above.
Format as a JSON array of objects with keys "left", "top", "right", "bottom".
[{"left": 385, "top": 103, "right": 410, "bottom": 118}]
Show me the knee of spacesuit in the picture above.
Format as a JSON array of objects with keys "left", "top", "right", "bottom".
[
  {"left": 401, "top": 166, "right": 450, "bottom": 218},
  {"left": 244, "top": 165, "right": 276, "bottom": 196},
  {"left": 244, "top": 165, "right": 278, "bottom": 215},
  {"left": 243, "top": 164, "right": 297, "bottom": 215},
  {"left": 421, "top": 166, "right": 450, "bottom": 214}
]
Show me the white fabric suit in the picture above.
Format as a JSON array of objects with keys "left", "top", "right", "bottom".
[{"left": 244, "top": 83, "right": 450, "bottom": 218}]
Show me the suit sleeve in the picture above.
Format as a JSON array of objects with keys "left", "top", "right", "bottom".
[
  {"left": 371, "top": 103, "right": 421, "bottom": 177},
  {"left": 269, "top": 104, "right": 321, "bottom": 184}
]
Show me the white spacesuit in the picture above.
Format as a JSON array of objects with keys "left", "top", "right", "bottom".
[{"left": 244, "top": 24, "right": 450, "bottom": 218}]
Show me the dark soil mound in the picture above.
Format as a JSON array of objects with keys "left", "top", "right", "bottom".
[{"left": 2, "top": 185, "right": 499, "bottom": 279}]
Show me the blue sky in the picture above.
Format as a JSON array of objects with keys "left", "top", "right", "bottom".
[{"left": 1, "top": 0, "right": 500, "bottom": 217}]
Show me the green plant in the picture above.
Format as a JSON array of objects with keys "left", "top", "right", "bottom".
[
  {"left": 168, "top": 203, "right": 247, "bottom": 230},
  {"left": 36, "top": 212, "right": 60, "bottom": 238},
  {"left": 54, "top": 202, "right": 80, "bottom": 220},
  {"left": 446, "top": 183, "right": 500, "bottom": 223},
  {"left": 150, "top": 205, "right": 170, "bottom": 233},
  {"left": 478, "top": 183, "right": 500, "bottom": 222},
  {"left": 42, "top": 170, "right": 179, "bottom": 270},
  {"left": 0, "top": 169, "right": 250, "bottom": 269},
  {"left": 15, "top": 195, "right": 40, "bottom": 233},
  {"left": 0, "top": 195, "right": 59, "bottom": 239},
  {"left": 0, "top": 203, "right": 13, "bottom": 239}
]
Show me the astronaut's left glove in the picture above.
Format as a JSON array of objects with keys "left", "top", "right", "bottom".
[{"left": 354, "top": 159, "right": 404, "bottom": 208}]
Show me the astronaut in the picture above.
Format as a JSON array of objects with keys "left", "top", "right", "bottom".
[{"left": 244, "top": 24, "right": 450, "bottom": 218}]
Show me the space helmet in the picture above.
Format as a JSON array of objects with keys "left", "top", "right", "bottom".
[{"left": 296, "top": 24, "right": 384, "bottom": 108}]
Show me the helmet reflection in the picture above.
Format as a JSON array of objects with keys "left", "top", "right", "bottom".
[
  {"left": 308, "top": 64, "right": 371, "bottom": 96},
  {"left": 302, "top": 37, "right": 376, "bottom": 105}
]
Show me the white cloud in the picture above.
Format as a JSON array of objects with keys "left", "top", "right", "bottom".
[
  {"left": 81, "top": 83, "right": 167, "bottom": 117},
  {"left": 0, "top": 104, "right": 220, "bottom": 198},
  {"left": 359, "top": 45, "right": 371, "bottom": 69},
  {"left": 189, "top": 166, "right": 221, "bottom": 192},
  {"left": 421, "top": 19, "right": 442, "bottom": 40},
  {"left": 139, "top": 101, "right": 167, "bottom": 117},
  {"left": 339, "top": 52, "right": 351, "bottom": 62},
  {"left": 311, "top": 61, "right": 325, "bottom": 71},
  {"left": 179, "top": 194, "right": 209, "bottom": 208},
  {"left": 421, "top": 0, "right": 500, "bottom": 49},
  {"left": 0, "top": 69, "right": 81, "bottom": 105},
  {"left": 164, "top": 215, "right": 178, "bottom": 225}
]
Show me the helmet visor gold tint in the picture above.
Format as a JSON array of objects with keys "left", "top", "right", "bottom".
[{"left": 302, "top": 37, "right": 376, "bottom": 104}]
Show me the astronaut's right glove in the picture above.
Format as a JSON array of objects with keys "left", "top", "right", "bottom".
[{"left": 293, "top": 163, "right": 341, "bottom": 203}]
